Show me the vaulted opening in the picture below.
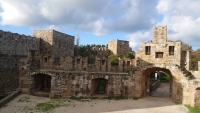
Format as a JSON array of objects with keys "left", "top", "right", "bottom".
[
  {"left": 91, "top": 78, "right": 108, "bottom": 96},
  {"left": 142, "top": 67, "right": 172, "bottom": 98},
  {"left": 33, "top": 74, "right": 51, "bottom": 93}
]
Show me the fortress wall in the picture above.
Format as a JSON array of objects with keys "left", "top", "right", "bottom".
[
  {"left": 0, "top": 55, "right": 26, "bottom": 96},
  {"left": 52, "top": 30, "right": 74, "bottom": 57},
  {"left": 0, "top": 30, "right": 40, "bottom": 56}
]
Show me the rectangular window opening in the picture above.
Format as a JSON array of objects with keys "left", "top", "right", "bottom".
[
  {"left": 156, "top": 52, "right": 163, "bottom": 58},
  {"left": 102, "top": 60, "right": 105, "bottom": 65},
  {"left": 77, "top": 59, "right": 80, "bottom": 64},
  {"left": 145, "top": 46, "right": 151, "bottom": 55},
  {"left": 127, "top": 61, "right": 130, "bottom": 66},
  {"left": 169, "top": 46, "right": 175, "bottom": 55},
  {"left": 44, "top": 57, "right": 48, "bottom": 62}
]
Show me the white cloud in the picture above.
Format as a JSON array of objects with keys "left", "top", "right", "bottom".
[
  {"left": 0, "top": 0, "right": 199, "bottom": 50},
  {"left": 156, "top": 0, "right": 200, "bottom": 49},
  {"left": 0, "top": 0, "right": 158, "bottom": 34},
  {"left": 126, "top": 31, "right": 152, "bottom": 50}
]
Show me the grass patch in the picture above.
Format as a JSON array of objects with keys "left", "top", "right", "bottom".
[
  {"left": 35, "top": 103, "right": 58, "bottom": 112},
  {"left": 17, "top": 97, "right": 30, "bottom": 102},
  {"left": 23, "top": 98, "right": 70, "bottom": 112},
  {"left": 185, "top": 105, "right": 200, "bottom": 113}
]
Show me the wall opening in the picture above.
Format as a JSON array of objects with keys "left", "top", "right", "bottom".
[
  {"left": 77, "top": 59, "right": 80, "bottom": 64},
  {"left": 127, "top": 61, "right": 130, "bottom": 66},
  {"left": 91, "top": 78, "right": 108, "bottom": 96},
  {"left": 33, "top": 74, "right": 51, "bottom": 93},
  {"left": 102, "top": 60, "right": 105, "bottom": 65},
  {"left": 156, "top": 52, "right": 163, "bottom": 58},
  {"left": 169, "top": 46, "right": 175, "bottom": 55},
  {"left": 142, "top": 67, "right": 172, "bottom": 98},
  {"left": 145, "top": 46, "right": 151, "bottom": 55},
  {"left": 44, "top": 57, "right": 48, "bottom": 62}
]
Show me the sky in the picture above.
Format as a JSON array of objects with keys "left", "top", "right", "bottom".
[{"left": 0, "top": 0, "right": 200, "bottom": 51}]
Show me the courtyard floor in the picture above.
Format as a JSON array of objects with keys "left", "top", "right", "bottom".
[{"left": 0, "top": 94, "right": 188, "bottom": 113}]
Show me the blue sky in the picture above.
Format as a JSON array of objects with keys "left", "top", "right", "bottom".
[{"left": 0, "top": 0, "right": 200, "bottom": 51}]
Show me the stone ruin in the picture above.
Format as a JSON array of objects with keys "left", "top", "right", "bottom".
[{"left": 1, "top": 26, "right": 200, "bottom": 107}]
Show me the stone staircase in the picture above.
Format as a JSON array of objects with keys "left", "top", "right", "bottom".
[{"left": 176, "top": 65, "right": 195, "bottom": 80}]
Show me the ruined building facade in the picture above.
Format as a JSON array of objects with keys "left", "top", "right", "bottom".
[{"left": 1, "top": 26, "right": 200, "bottom": 107}]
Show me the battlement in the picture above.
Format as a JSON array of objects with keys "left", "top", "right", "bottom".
[
  {"left": 0, "top": 30, "right": 40, "bottom": 56},
  {"left": 153, "top": 26, "right": 167, "bottom": 44}
]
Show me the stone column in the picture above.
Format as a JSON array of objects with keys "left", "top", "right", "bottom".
[
  {"left": 118, "top": 58, "right": 124, "bottom": 72},
  {"left": 186, "top": 50, "right": 191, "bottom": 70}
]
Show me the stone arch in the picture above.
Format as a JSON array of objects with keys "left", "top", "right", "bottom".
[
  {"left": 141, "top": 67, "right": 172, "bottom": 97},
  {"left": 32, "top": 73, "right": 52, "bottom": 93},
  {"left": 91, "top": 78, "right": 108, "bottom": 96},
  {"left": 134, "top": 63, "right": 188, "bottom": 103}
]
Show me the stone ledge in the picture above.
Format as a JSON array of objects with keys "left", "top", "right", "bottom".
[{"left": 0, "top": 89, "right": 21, "bottom": 107}]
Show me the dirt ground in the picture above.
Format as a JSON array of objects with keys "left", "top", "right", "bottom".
[{"left": 0, "top": 94, "right": 188, "bottom": 113}]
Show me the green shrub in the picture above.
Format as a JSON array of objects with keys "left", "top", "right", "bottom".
[{"left": 108, "top": 55, "right": 119, "bottom": 66}]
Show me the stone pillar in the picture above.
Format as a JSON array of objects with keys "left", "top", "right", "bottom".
[
  {"left": 186, "top": 50, "right": 191, "bottom": 70},
  {"left": 107, "top": 59, "right": 111, "bottom": 71},
  {"left": 118, "top": 58, "right": 124, "bottom": 72}
]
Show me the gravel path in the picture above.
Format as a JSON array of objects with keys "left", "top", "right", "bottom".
[
  {"left": 151, "top": 82, "right": 170, "bottom": 98},
  {"left": 0, "top": 94, "right": 188, "bottom": 113}
]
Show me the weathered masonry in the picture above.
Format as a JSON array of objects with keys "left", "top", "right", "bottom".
[{"left": 1, "top": 26, "right": 200, "bottom": 107}]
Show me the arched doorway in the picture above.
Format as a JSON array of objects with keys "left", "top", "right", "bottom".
[
  {"left": 142, "top": 67, "right": 172, "bottom": 98},
  {"left": 91, "top": 78, "right": 108, "bottom": 96},
  {"left": 33, "top": 74, "right": 51, "bottom": 93}
]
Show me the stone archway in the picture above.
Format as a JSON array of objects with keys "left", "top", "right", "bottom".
[
  {"left": 142, "top": 67, "right": 172, "bottom": 98},
  {"left": 33, "top": 74, "right": 51, "bottom": 95},
  {"left": 91, "top": 78, "right": 108, "bottom": 96}
]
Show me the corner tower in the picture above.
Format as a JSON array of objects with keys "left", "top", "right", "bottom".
[{"left": 153, "top": 26, "right": 167, "bottom": 44}]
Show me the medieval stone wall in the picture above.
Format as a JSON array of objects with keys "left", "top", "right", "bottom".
[
  {"left": 0, "top": 55, "right": 26, "bottom": 96},
  {"left": 136, "top": 26, "right": 192, "bottom": 68},
  {"left": 0, "top": 30, "right": 40, "bottom": 56},
  {"left": 33, "top": 30, "right": 74, "bottom": 57},
  {"left": 52, "top": 30, "right": 74, "bottom": 57},
  {"left": 108, "top": 39, "right": 131, "bottom": 56}
]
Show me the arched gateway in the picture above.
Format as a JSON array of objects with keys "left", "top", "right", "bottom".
[{"left": 142, "top": 67, "right": 172, "bottom": 97}]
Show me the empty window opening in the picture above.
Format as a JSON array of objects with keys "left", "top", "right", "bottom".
[
  {"left": 156, "top": 52, "right": 163, "bottom": 58},
  {"left": 34, "top": 74, "right": 51, "bottom": 92},
  {"left": 145, "top": 46, "right": 151, "bottom": 55},
  {"left": 54, "top": 57, "right": 60, "bottom": 64},
  {"left": 92, "top": 78, "right": 108, "bottom": 95},
  {"left": 102, "top": 60, "right": 105, "bottom": 65},
  {"left": 169, "top": 46, "right": 175, "bottom": 55},
  {"left": 44, "top": 57, "right": 48, "bottom": 62},
  {"left": 127, "top": 61, "right": 130, "bottom": 66},
  {"left": 182, "top": 51, "right": 186, "bottom": 57},
  {"left": 77, "top": 59, "right": 80, "bottom": 64}
]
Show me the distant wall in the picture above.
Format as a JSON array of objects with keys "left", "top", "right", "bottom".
[
  {"left": 0, "top": 55, "right": 26, "bottom": 96},
  {"left": 0, "top": 30, "right": 40, "bottom": 56}
]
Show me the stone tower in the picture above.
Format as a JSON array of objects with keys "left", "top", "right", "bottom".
[{"left": 153, "top": 26, "right": 167, "bottom": 44}]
